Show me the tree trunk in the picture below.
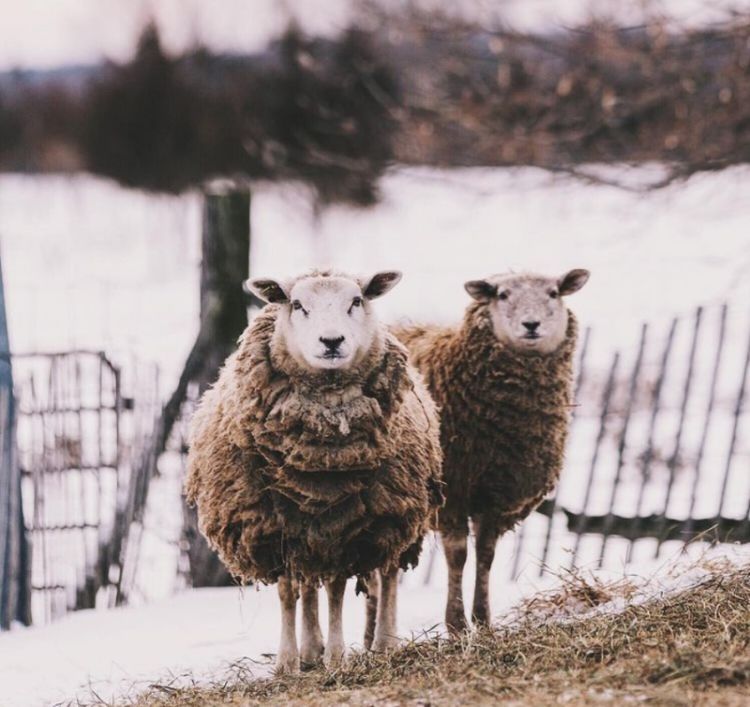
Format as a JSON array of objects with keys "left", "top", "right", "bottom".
[{"left": 180, "top": 184, "right": 251, "bottom": 588}]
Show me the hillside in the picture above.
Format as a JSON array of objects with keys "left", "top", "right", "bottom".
[{"left": 122, "top": 559, "right": 750, "bottom": 706}]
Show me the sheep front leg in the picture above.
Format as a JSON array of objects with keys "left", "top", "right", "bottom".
[
  {"left": 276, "top": 575, "right": 300, "bottom": 674},
  {"left": 300, "top": 582, "right": 324, "bottom": 668},
  {"left": 363, "top": 570, "right": 380, "bottom": 650},
  {"left": 324, "top": 575, "right": 347, "bottom": 668},
  {"left": 371, "top": 567, "right": 399, "bottom": 652},
  {"left": 471, "top": 514, "right": 499, "bottom": 627},
  {"left": 442, "top": 530, "right": 468, "bottom": 634}
]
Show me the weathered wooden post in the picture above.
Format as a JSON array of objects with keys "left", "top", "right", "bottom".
[
  {"left": 182, "top": 182, "right": 251, "bottom": 587},
  {"left": 0, "top": 254, "right": 30, "bottom": 628},
  {"left": 198, "top": 182, "right": 252, "bottom": 381}
]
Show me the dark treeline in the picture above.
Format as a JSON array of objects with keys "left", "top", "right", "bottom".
[
  {"left": 3, "top": 12, "right": 750, "bottom": 197},
  {"left": 0, "top": 25, "right": 398, "bottom": 205}
]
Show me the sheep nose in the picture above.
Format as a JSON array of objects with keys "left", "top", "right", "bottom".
[
  {"left": 522, "top": 321, "right": 540, "bottom": 333},
  {"left": 320, "top": 336, "right": 345, "bottom": 351}
]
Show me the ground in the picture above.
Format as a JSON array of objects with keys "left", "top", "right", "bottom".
[
  {"left": 120, "top": 558, "right": 750, "bottom": 707},
  {"left": 1, "top": 546, "right": 747, "bottom": 705}
]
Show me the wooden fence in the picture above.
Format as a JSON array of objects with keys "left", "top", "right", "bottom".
[{"left": 504, "top": 301, "right": 750, "bottom": 579}]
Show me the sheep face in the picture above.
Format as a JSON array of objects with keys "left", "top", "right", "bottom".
[
  {"left": 247, "top": 271, "right": 402, "bottom": 371},
  {"left": 464, "top": 269, "right": 589, "bottom": 354}
]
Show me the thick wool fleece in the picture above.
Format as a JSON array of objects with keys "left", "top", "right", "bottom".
[
  {"left": 185, "top": 305, "right": 443, "bottom": 584},
  {"left": 395, "top": 302, "right": 577, "bottom": 536}
]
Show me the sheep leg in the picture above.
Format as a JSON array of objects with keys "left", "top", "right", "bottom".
[
  {"left": 363, "top": 571, "right": 380, "bottom": 650},
  {"left": 371, "top": 567, "right": 399, "bottom": 651},
  {"left": 324, "top": 575, "right": 347, "bottom": 668},
  {"left": 471, "top": 514, "right": 499, "bottom": 627},
  {"left": 442, "top": 530, "right": 468, "bottom": 634},
  {"left": 300, "top": 581, "right": 324, "bottom": 668},
  {"left": 276, "top": 575, "right": 300, "bottom": 674}
]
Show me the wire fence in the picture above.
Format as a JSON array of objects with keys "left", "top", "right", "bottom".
[
  {"left": 12, "top": 351, "right": 160, "bottom": 624},
  {"left": 5, "top": 299, "right": 750, "bottom": 624},
  {"left": 499, "top": 301, "right": 750, "bottom": 580}
]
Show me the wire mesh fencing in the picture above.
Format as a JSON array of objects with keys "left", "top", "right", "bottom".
[
  {"left": 9, "top": 300, "right": 750, "bottom": 619},
  {"left": 497, "top": 301, "right": 750, "bottom": 581},
  {"left": 12, "top": 350, "right": 160, "bottom": 624}
]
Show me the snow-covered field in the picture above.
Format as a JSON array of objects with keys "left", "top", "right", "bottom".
[
  {"left": 3, "top": 166, "right": 749, "bottom": 394},
  {"left": 3, "top": 165, "right": 750, "bottom": 589},
  {"left": 2, "top": 3, "right": 750, "bottom": 705},
  {"left": 1, "top": 165, "right": 749, "bottom": 705}
]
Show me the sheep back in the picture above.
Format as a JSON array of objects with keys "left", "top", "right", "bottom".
[{"left": 185, "top": 306, "right": 443, "bottom": 584}]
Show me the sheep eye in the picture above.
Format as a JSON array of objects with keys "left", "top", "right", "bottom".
[
  {"left": 549, "top": 290, "right": 559, "bottom": 299},
  {"left": 498, "top": 290, "right": 509, "bottom": 301},
  {"left": 349, "top": 296, "right": 363, "bottom": 313},
  {"left": 292, "top": 300, "right": 303, "bottom": 311}
]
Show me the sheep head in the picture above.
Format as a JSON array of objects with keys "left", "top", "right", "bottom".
[
  {"left": 246, "top": 269, "right": 402, "bottom": 371},
  {"left": 464, "top": 269, "right": 589, "bottom": 354}
]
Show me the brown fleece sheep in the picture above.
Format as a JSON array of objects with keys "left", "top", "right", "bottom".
[
  {"left": 185, "top": 270, "right": 443, "bottom": 670},
  {"left": 394, "top": 269, "right": 588, "bottom": 632}
]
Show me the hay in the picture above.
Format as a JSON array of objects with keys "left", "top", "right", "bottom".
[{"left": 109, "top": 560, "right": 750, "bottom": 706}]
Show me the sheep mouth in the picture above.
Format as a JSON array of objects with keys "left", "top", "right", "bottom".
[
  {"left": 318, "top": 352, "right": 348, "bottom": 361},
  {"left": 522, "top": 333, "right": 541, "bottom": 341}
]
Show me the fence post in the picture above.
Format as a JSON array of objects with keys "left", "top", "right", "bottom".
[
  {"left": 0, "top": 253, "right": 30, "bottom": 629},
  {"left": 183, "top": 183, "right": 251, "bottom": 588}
]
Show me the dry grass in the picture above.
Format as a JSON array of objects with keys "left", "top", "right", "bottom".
[{"left": 106, "top": 563, "right": 750, "bottom": 706}]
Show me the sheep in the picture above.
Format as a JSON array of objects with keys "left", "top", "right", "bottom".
[
  {"left": 394, "top": 269, "right": 589, "bottom": 632},
  {"left": 185, "top": 269, "right": 443, "bottom": 673}
]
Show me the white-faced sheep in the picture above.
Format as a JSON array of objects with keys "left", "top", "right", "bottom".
[
  {"left": 185, "top": 269, "right": 443, "bottom": 673},
  {"left": 394, "top": 269, "right": 589, "bottom": 632}
]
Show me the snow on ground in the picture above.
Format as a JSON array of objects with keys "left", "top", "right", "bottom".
[
  {"left": 0, "top": 533, "right": 534, "bottom": 707},
  {"left": 517, "top": 543, "right": 750, "bottom": 624},
  {"left": 0, "top": 539, "right": 746, "bottom": 707}
]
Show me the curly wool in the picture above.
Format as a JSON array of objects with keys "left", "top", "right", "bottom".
[
  {"left": 395, "top": 302, "right": 577, "bottom": 536},
  {"left": 185, "top": 305, "right": 443, "bottom": 584}
]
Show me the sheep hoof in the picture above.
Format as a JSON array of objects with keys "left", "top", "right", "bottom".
[
  {"left": 275, "top": 651, "right": 300, "bottom": 675},
  {"left": 472, "top": 610, "right": 491, "bottom": 629},
  {"left": 445, "top": 610, "right": 468, "bottom": 636},
  {"left": 324, "top": 643, "right": 345, "bottom": 669},
  {"left": 371, "top": 634, "right": 399, "bottom": 652},
  {"left": 300, "top": 639, "right": 325, "bottom": 669}
]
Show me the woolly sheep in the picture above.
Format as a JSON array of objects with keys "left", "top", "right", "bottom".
[
  {"left": 394, "top": 269, "right": 589, "bottom": 632},
  {"left": 185, "top": 269, "right": 443, "bottom": 673}
]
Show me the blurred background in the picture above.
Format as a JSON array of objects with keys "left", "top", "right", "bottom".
[{"left": 0, "top": 0, "right": 749, "bottom": 701}]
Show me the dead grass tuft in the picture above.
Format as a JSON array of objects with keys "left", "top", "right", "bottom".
[{"left": 96, "top": 563, "right": 750, "bottom": 706}]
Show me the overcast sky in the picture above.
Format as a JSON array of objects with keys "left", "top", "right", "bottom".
[{"left": 0, "top": 0, "right": 747, "bottom": 70}]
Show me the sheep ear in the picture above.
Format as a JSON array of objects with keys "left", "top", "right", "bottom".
[
  {"left": 363, "top": 271, "right": 402, "bottom": 300},
  {"left": 558, "top": 269, "right": 590, "bottom": 296},
  {"left": 243, "top": 278, "right": 289, "bottom": 304},
  {"left": 464, "top": 279, "right": 497, "bottom": 302}
]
